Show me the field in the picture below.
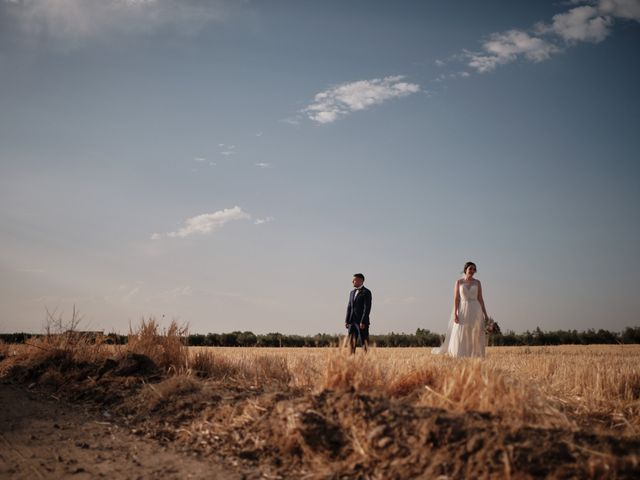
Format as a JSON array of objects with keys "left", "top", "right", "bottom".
[{"left": 1, "top": 324, "right": 639, "bottom": 479}]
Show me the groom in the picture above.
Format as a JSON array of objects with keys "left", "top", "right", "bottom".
[{"left": 345, "top": 273, "right": 372, "bottom": 354}]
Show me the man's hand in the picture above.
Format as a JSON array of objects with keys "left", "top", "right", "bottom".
[{"left": 360, "top": 323, "right": 365, "bottom": 330}]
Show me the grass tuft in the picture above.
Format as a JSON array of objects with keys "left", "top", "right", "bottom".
[{"left": 126, "top": 318, "right": 189, "bottom": 373}]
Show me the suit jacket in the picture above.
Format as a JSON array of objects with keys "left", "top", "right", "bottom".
[{"left": 345, "top": 286, "right": 372, "bottom": 327}]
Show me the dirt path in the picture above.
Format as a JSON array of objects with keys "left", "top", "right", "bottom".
[{"left": 0, "top": 381, "right": 239, "bottom": 480}]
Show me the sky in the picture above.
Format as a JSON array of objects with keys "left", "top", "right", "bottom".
[{"left": 1, "top": 0, "right": 639, "bottom": 336}]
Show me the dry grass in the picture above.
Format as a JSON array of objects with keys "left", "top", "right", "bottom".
[
  {"left": 176, "top": 346, "right": 639, "bottom": 478},
  {"left": 485, "top": 345, "right": 640, "bottom": 432},
  {"left": 127, "top": 318, "right": 189, "bottom": 373},
  {"left": 0, "top": 316, "right": 188, "bottom": 377},
  {"left": 188, "top": 349, "right": 292, "bottom": 387},
  {"left": 2, "top": 323, "right": 639, "bottom": 478},
  {"left": 3, "top": 322, "right": 638, "bottom": 435},
  {"left": 188, "top": 345, "right": 639, "bottom": 433}
]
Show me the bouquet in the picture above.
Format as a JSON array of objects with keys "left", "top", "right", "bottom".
[{"left": 484, "top": 317, "right": 501, "bottom": 335}]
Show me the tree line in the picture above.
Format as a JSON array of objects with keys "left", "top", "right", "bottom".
[{"left": 1, "top": 326, "right": 639, "bottom": 347}]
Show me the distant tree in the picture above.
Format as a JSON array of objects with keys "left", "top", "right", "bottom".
[
  {"left": 415, "top": 328, "right": 441, "bottom": 347},
  {"left": 189, "top": 334, "right": 206, "bottom": 346},
  {"left": 622, "top": 326, "right": 640, "bottom": 344},
  {"left": 257, "top": 333, "right": 283, "bottom": 347},
  {"left": 221, "top": 332, "right": 240, "bottom": 347},
  {"left": 237, "top": 331, "right": 257, "bottom": 347},
  {"left": 3, "top": 325, "right": 640, "bottom": 347}
]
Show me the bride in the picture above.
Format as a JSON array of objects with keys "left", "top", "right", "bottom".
[{"left": 433, "top": 262, "right": 489, "bottom": 358}]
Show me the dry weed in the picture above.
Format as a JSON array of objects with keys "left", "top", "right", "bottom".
[
  {"left": 127, "top": 318, "right": 189, "bottom": 373},
  {"left": 5, "top": 307, "right": 110, "bottom": 376},
  {"left": 190, "top": 350, "right": 240, "bottom": 379},
  {"left": 321, "top": 349, "right": 387, "bottom": 392},
  {"left": 189, "top": 349, "right": 292, "bottom": 386}
]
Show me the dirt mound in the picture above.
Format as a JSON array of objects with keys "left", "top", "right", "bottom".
[
  {"left": 118, "top": 381, "right": 639, "bottom": 479},
  {"left": 6, "top": 350, "right": 86, "bottom": 383},
  {"left": 7, "top": 351, "right": 159, "bottom": 382},
  {"left": 2, "top": 352, "right": 639, "bottom": 479},
  {"left": 196, "top": 389, "right": 640, "bottom": 479},
  {"left": 109, "top": 353, "right": 159, "bottom": 377}
]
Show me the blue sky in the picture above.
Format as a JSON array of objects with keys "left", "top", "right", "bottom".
[{"left": 1, "top": 0, "right": 639, "bottom": 335}]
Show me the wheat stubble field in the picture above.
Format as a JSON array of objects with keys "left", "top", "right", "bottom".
[{"left": 1, "top": 322, "right": 639, "bottom": 479}]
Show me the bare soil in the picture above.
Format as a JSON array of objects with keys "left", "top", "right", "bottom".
[{"left": 0, "top": 381, "right": 238, "bottom": 479}]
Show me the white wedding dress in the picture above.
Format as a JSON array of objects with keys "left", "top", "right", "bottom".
[{"left": 432, "top": 282, "right": 485, "bottom": 358}]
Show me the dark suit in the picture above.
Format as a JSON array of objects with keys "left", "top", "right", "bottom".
[{"left": 345, "top": 286, "right": 372, "bottom": 341}]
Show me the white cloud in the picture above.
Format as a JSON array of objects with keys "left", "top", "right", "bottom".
[
  {"left": 220, "top": 151, "right": 236, "bottom": 156},
  {"left": 3, "top": 0, "right": 228, "bottom": 41},
  {"left": 255, "top": 162, "right": 271, "bottom": 168},
  {"left": 598, "top": 0, "right": 640, "bottom": 21},
  {"left": 468, "top": 30, "right": 559, "bottom": 73},
  {"left": 303, "top": 75, "right": 421, "bottom": 124},
  {"left": 194, "top": 157, "right": 206, "bottom": 162},
  {"left": 539, "top": 1, "right": 640, "bottom": 45},
  {"left": 464, "top": 0, "right": 639, "bottom": 74},
  {"left": 542, "top": 5, "right": 613, "bottom": 43},
  {"left": 151, "top": 206, "right": 250, "bottom": 240},
  {"left": 254, "top": 216, "right": 274, "bottom": 225}
]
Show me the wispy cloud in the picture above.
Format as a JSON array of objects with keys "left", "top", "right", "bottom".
[
  {"left": 146, "top": 285, "right": 194, "bottom": 303},
  {"left": 255, "top": 162, "right": 271, "bottom": 168},
  {"left": 463, "top": 0, "right": 639, "bottom": 74},
  {"left": 434, "top": 71, "right": 471, "bottom": 82},
  {"left": 218, "top": 143, "right": 236, "bottom": 156},
  {"left": 151, "top": 206, "right": 250, "bottom": 240},
  {"left": 118, "top": 282, "right": 143, "bottom": 303},
  {"left": 467, "top": 30, "right": 559, "bottom": 73},
  {"left": 254, "top": 216, "right": 274, "bottom": 225},
  {"left": 280, "top": 116, "right": 301, "bottom": 126},
  {"left": 303, "top": 75, "right": 421, "bottom": 124},
  {"left": 2, "top": 0, "right": 229, "bottom": 42}
]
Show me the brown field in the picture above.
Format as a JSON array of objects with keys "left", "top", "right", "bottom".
[{"left": 1, "top": 323, "right": 639, "bottom": 479}]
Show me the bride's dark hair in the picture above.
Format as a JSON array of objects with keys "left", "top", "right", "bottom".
[{"left": 463, "top": 261, "right": 477, "bottom": 274}]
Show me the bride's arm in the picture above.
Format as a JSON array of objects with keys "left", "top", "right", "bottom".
[
  {"left": 453, "top": 280, "right": 460, "bottom": 323},
  {"left": 477, "top": 281, "right": 489, "bottom": 320}
]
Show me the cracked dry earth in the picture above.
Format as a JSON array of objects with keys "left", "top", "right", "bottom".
[{"left": 0, "top": 382, "right": 238, "bottom": 480}]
